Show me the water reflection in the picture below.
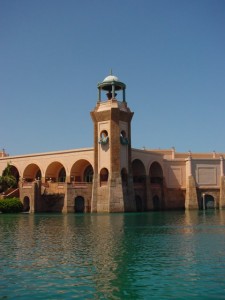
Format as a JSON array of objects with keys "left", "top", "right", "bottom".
[{"left": 1, "top": 211, "right": 225, "bottom": 299}]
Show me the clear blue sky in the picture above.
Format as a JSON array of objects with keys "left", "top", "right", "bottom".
[{"left": 1, "top": 0, "right": 225, "bottom": 155}]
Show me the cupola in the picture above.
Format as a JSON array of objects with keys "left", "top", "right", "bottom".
[{"left": 97, "top": 72, "right": 126, "bottom": 102}]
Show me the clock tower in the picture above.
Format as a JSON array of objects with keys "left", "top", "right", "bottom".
[{"left": 90, "top": 74, "right": 135, "bottom": 212}]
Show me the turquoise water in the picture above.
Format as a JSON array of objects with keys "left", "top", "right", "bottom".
[{"left": 1, "top": 211, "right": 225, "bottom": 299}]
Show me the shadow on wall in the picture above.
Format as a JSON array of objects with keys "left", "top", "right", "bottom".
[{"left": 41, "top": 193, "right": 64, "bottom": 212}]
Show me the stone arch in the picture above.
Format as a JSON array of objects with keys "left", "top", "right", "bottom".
[
  {"left": 149, "top": 161, "right": 163, "bottom": 184},
  {"left": 132, "top": 159, "right": 147, "bottom": 211},
  {"left": 23, "top": 163, "right": 42, "bottom": 182},
  {"left": 45, "top": 161, "right": 67, "bottom": 182},
  {"left": 23, "top": 196, "right": 30, "bottom": 212},
  {"left": 132, "top": 159, "right": 146, "bottom": 183},
  {"left": 74, "top": 196, "right": 85, "bottom": 213},
  {"left": 70, "top": 159, "right": 93, "bottom": 183},
  {"left": 3, "top": 164, "right": 20, "bottom": 183},
  {"left": 100, "top": 168, "right": 109, "bottom": 186}
]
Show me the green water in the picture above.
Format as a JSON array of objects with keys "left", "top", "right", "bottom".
[{"left": 1, "top": 211, "right": 225, "bottom": 299}]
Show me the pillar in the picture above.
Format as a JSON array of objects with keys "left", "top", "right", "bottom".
[{"left": 185, "top": 155, "right": 198, "bottom": 209}]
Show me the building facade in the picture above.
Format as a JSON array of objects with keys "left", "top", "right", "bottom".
[{"left": 1, "top": 74, "right": 225, "bottom": 212}]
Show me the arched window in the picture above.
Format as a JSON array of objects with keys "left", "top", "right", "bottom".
[
  {"left": 84, "top": 165, "right": 93, "bottom": 183},
  {"left": 120, "top": 130, "right": 129, "bottom": 145},
  {"left": 58, "top": 167, "right": 66, "bottom": 182},
  {"left": 46, "top": 162, "right": 65, "bottom": 183},
  {"left": 23, "top": 196, "right": 30, "bottom": 212},
  {"left": 99, "top": 130, "right": 109, "bottom": 145},
  {"left": 153, "top": 195, "right": 161, "bottom": 210},
  {"left": 132, "top": 159, "right": 146, "bottom": 184},
  {"left": 100, "top": 168, "right": 109, "bottom": 186},
  {"left": 120, "top": 130, "right": 126, "bottom": 138},
  {"left": 150, "top": 162, "right": 163, "bottom": 184}
]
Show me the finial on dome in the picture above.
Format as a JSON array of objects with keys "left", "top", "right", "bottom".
[{"left": 110, "top": 68, "right": 112, "bottom": 75}]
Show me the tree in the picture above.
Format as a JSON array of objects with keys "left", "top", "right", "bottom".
[{"left": 0, "top": 163, "right": 17, "bottom": 193}]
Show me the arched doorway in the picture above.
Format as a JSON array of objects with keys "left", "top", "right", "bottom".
[
  {"left": 202, "top": 194, "right": 215, "bottom": 209},
  {"left": 132, "top": 159, "right": 146, "bottom": 184},
  {"left": 74, "top": 196, "right": 85, "bottom": 213},
  {"left": 23, "top": 196, "right": 30, "bottom": 212},
  {"left": 153, "top": 195, "right": 161, "bottom": 210},
  {"left": 150, "top": 162, "right": 164, "bottom": 210},
  {"left": 150, "top": 162, "right": 163, "bottom": 184},
  {"left": 132, "top": 159, "right": 146, "bottom": 211}
]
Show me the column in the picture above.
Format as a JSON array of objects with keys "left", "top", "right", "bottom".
[{"left": 185, "top": 155, "right": 198, "bottom": 209}]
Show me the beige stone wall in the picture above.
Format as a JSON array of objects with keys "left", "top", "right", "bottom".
[
  {"left": 165, "top": 189, "right": 185, "bottom": 209},
  {"left": 192, "top": 160, "right": 221, "bottom": 187},
  {"left": 165, "top": 162, "right": 186, "bottom": 188},
  {"left": 67, "top": 184, "right": 92, "bottom": 213},
  {"left": 1, "top": 122, "right": 225, "bottom": 212},
  {"left": 0, "top": 148, "right": 94, "bottom": 180}
]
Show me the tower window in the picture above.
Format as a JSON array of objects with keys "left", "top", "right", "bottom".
[
  {"left": 100, "top": 168, "right": 109, "bottom": 186},
  {"left": 99, "top": 130, "right": 109, "bottom": 145},
  {"left": 120, "top": 130, "right": 129, "bottom": 145}
]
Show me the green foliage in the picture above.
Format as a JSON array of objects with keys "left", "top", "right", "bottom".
[
  {"left": 0, "top": 198, "right": 23, "bottom": 213},
  {"left": 0, "top": 163, "right": 17, "bottom": 193},
  {"left": 2, "top": 163, "right": 12, "bottom": 177}
]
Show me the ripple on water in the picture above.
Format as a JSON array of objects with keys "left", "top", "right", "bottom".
[{"left": 1, "top": 211, "right": 225, "bottom": 299}]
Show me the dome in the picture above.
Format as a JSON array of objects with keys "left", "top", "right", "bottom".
[
  {"left": 97, "top": 73, "right": 126, "bottom": 101},
  {"left": 103, "top": 75, "right": 119, "bottom": 82}
]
